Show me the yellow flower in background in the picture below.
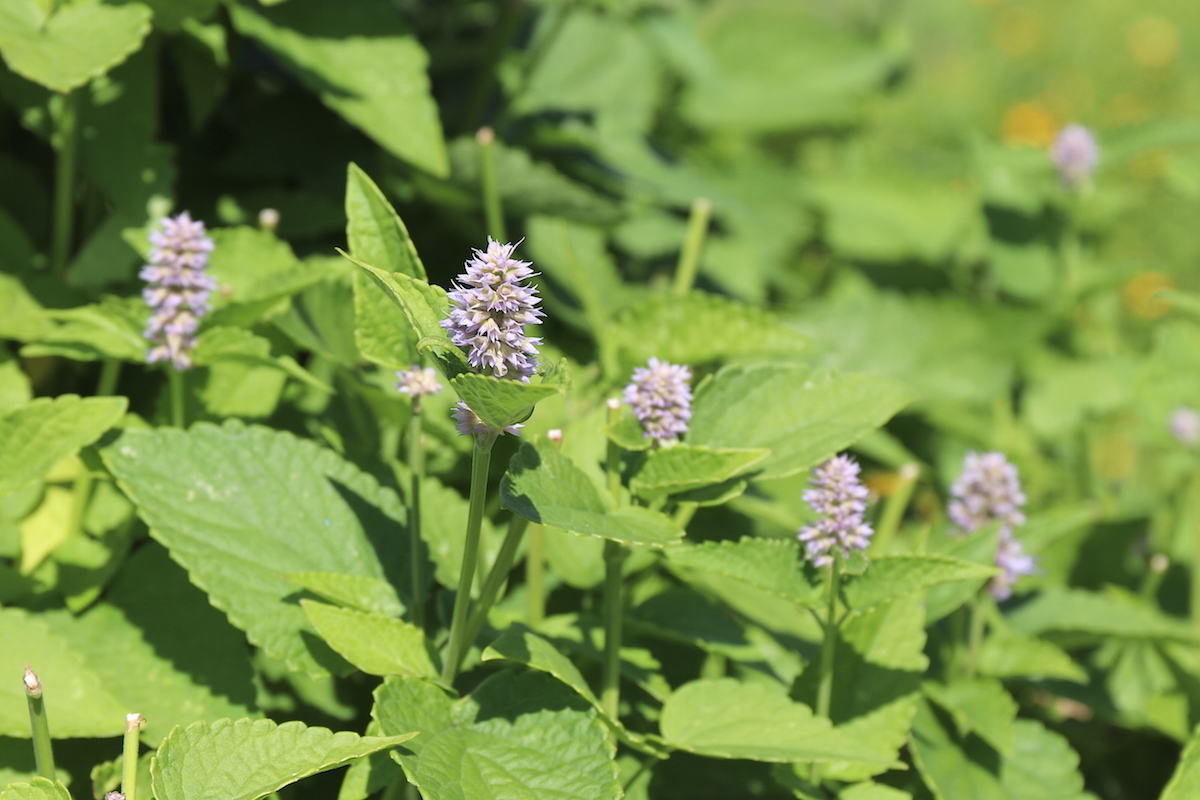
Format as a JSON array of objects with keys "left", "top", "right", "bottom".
[
  {"left": 1122, "top": 271, "right": 1175, "bottom": 319},
  {"left": 1129, "top": 16, "right": 1180, "bottom": 68},
  {"left": 1002, "top": 101, "right": 1058, "bottom": 147}
]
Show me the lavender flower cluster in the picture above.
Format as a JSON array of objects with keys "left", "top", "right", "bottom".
[
  {"left": 797, "top": 454, "right": 873, "bottom": 568},
  {"left": 949, "top": 451, "right": 1036, "bottom": 600},
  {"left": 1051, "top": 124, "right": 1099, "bottom": 189},
  {"left": 395, "top": 365, "right": 441, "bottom": 399},
  {"left": 623, "top": 358, "right": 693, "bottom": 442},
  {"left": 441, "top": 239, "right": 544, "bottom": 442},
  {"left": 142, "top": 212, "right": 216, "bottom": 371},
  {"left": 442, "top": 238, "right": 544, "bottom": 382}
]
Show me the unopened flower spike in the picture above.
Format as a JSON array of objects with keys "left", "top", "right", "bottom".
[
  {"left": 441, "top": 238, "right": 544, "bottom": 382},
  {"left": 395, "top": 365, "right": 441, "bottom": 398},
  {"left": 948, "top": 451, "right": 1027, "bottom": 535},
  {"left": 797, "top": 454, "right": 873, "bottom": 568},
  {"left": 1051, "top": 124, "right": 1099, "bottom": 189},
  {"left": 623, "top": 357, "right": 693, "bottom": 442},
  {"left": 141, "top": 212, "right": 216, "bottom": 371}
]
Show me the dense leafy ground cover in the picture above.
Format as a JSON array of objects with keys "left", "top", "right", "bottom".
[{"left": 3, "top": 1, "right": 1200, "bottom": 799}]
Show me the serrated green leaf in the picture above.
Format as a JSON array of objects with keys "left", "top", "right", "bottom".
[
  {"left": 376, "top": 670, "right": 620, "bottom": 800},
  {"left": 450, "top": 373, "right": 561, "bottom": 432},
  {"left": 924, "top": 679, "right": 1017, "bottom": 756},
  {"left": 42, "top": 543, "right": 257, "bottom": 744},
  {"left": 501, "top": 439, "right": 685, "bottom": 546},
  {"left": 152, "top": 718, "right": 418, "bottom": 800},
  {"left": 353, "top": 269, "right": 415, "bottom": 369},
  {"left": 1008, "top": 587, "right": 1199, "bottom": 643},
  {"left": 102, "top": 421, "right": 414, "bottom": 677},
  {"left": 302, "top": 601, "right": 436, "bottom": 678},
  {"left": 1162, "top": 725, "right": 1200, "bottom": 800},
  {"left": 613, "top": 292, "right": 809, "bottom": 369},
  {"left": 630, "top": 445, "right": 769, "bottom": 497},
  {"left": 347, "top": 257, "right": 468, "bottom": 379},
  {"left": 910, "top": 700, "right": 1089, "bottom": 800},
  {"left": 285, "top": 572, "right": 404, "bottom": 618},
  {"left": 842, "top": 556, "right": 999, "bottom": 614},
  {"left": 688, "top": 364, "right": 912, "bottom": 480},
  {"left": 482, "top": 625, "right": 599, "bottom": 707},
  {"left": 20, "top": 300, "right": 147, "bottom": 362},
  {"left": 0, "top": 395, "right": 128, "bottom": 496},
  {"left": 660, "top": 678, "right": 892, "bottom": 764},
  {"left": 346, "top": 163, "right": 426, "bottom": 280},
  {"left": 665, "top": 537, "right": 821, "bottom": 607},
  {"left": 0, "top": 608, "right": 126, "bottom": 737},
  {"left": 0, "top": 778, "right": 71, "bottom": 800},
  {"left": 227, "top": 1, "right": 447, "bottom": 177},
  {"left": 0, "top": 1, "right": 152, "bottom": 93}
]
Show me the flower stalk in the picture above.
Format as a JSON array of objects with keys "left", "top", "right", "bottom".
[
  {"left": 24, "top": 666, "right": 54, "bottom": 780},
  {"left": 122, "top": 713, "right": 143, "bottom": 800},
  {"left": 465, "top": 514, "right": 530, "bottom": 647},
  {"left": 50, "top": 90, "right": 79, "bottom": 277},
  {"left": 477, "top": 127, "right": 506, "bottom": 242},
  {"left": 602, "top": 399, "right": 626, "bottom": 719},
  {"left": 672, "top": 197, "right": 712, "bottom": 297},
  {"left": 396, "top": 366, "right": 441, "bottom": 629}
]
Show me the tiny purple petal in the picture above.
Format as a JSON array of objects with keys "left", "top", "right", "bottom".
[
  {"left": 989, "top": 528, "right": 1037, "bottom": 600},
  {"left": 452, "top": 401, "right": 522, "bottom": 443}
]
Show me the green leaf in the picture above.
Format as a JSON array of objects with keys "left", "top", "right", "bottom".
[
  {"left": 0, "top": 607, "right": 126, "bottom": 737},
  {"left": 842, "top": 556, "right": 999, "bottom": 614},
  {"left": 924, "top": 679, "right": 1017, "bottom": 756},
  {"left": 975, "top": 626, "right": 1087, "bottom": 683},
  {"left": 0, "top": 273, "right": 51, "bottom": 341},
  {"left": 0, "top": 779, "right": 71, "bottom": 800},
  {"left": 630, "top": 445, "right": 769, "bottom": 498},
  {"left": 665, "top": 537, "right": 821, "bottom": 607},
  {"left": 482, "top": 625, "right": 599, "bottom": 708},
  {"left": 227, "top": 1, "right": 447, "bottom": 176},
  {"left": 353, "top": 268, "right": 415, "bottom": 369},
  {"left": 660, "top": 678, "right": 893, "bottom": 764},
  {"left": 152, "top": 718, "right": 418, "bottom": 800},
  {"left": 102, "top": 420, "right": 414, "bottom": 677},
  {"left": 206, "top": 226, "right": 330, "bottom": 312},
  {"left": 449, "top": 373, "right": 561, "bottom": 432},
  {"left": 501, "top": 439, "right": 685, "bottom": 546},
  {"left": 345, "top": 163, "right": 426, "bottom": 280},
  {"left": 347, "top": 258, "right": 468, "bottom": 378},
  {"left": 909, "top": 700, "right": 1089, "bottom": 800},
  {"left": 302, "top": 601, "right": 436, "bottom": 678},
  {"left": 688, "top": 364, "right": 913, "bottom": 480},
  {"left": 192, "top": 327, "right": 333, "bottom": 393},
  {"left": 0, "top": 0, "right": 152, "bottom": 93},
  {"left": 285, "top": 572, "right": 404, "bottom": 618},
  {"left": 20, "top": 300, "right": 147, "bottom": 362},
  {"left": 0, "top": 395, "right": 128, "bottom": 496},
  {"left": 613, "top": 292, "right": 809, "bottom": 370},
  {"left": 1008, "top": 587, "right": 1199, "bottom": 643},
  {"left": 375, "top": 670, "right": 620, "bottom": 800},
  {"left": 1161, "top": 725, "right": 1200, "bottom": 800},
  {"left": 42, "top": 543, "right": 258, "bottom": 745}
]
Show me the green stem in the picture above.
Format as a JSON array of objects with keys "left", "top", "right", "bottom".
[
  {"left": 870, "top": 463, "right": 919, "bottom": 555},
  {"left": 465, "top": 515, "right": 530, "bottom": 646},
  {"left": 526, "top": 523, "right": 545, "bottom": 628},
  {"left": 601, "top": 539, "right": 627, "bottom": 718},
  {"left": 810, "top": 559, "right": 840, "bottom": 787},
  {"left": 24, "top": 666, "right": 54, "bottom": 780},
  {"left": 51, "top": 90, "right": 79, "bottom": 277},
  {"left": 965, "top": 594, "right": 987, "bottom": 680},
  {"left": 122, "top": 714, "right": 143, "bottom": 800},
  {"left": 168, "top": 369, "right": 186, "bottom": 428},
  {"left": 477, "top": 127, "right": 506, "bottom": 242},
  {"left": 672, "top": 197, "right": 712, "bottom": 297},
  {"left": 408, "top": 400, "right": 426, "bottom": 629},
  {"left": 441, "top": 439, "right": 495, "bottom": 684},
  {"left": 97, "top": 358, "right": 122, "bottom": 397}
]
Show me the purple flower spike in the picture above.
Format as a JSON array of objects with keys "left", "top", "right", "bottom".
[
  {"left": 396, "top": 365, "right": 441, "bottom": 398},
  {"left": 1051, "top": 124, "right": 1099, "bottom": 188},
  {"left": 623, "top": 358, "right": 693, "bottom": 442},
  {"left": 948, "top": 451, "right": 1027, "bottom": 535},
  {"left": 990, "top": 528, "right": 1037, "bottom": 600},
  {"left": 452, "top": 401, "right": 522, "bottom": 443},
  {"left": 441, "top": 238, "right": 544, "bottom": 381},
  {"left": 141, "top": 212, "right": 216, "bottom": 371},
  {"left": 797, "top": 454, "right": 873, "bottom": 568}
]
